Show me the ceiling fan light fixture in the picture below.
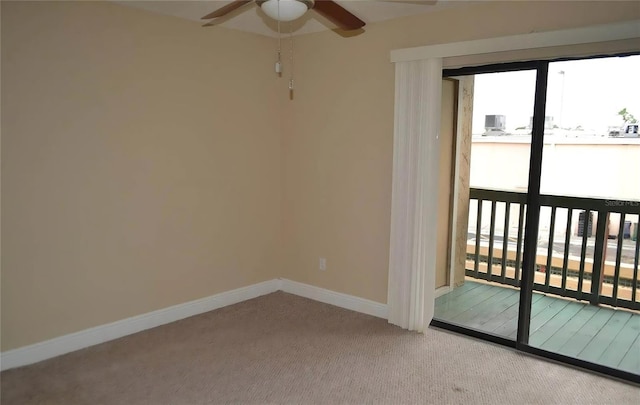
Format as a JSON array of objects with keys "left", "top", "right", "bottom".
[{"left": 259, "top": 0, "right": 313, "bottom": 22}]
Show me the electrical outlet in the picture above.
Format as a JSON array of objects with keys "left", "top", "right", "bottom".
[{"left": 319, "top": 257, "right": 326, "bottom": 271}]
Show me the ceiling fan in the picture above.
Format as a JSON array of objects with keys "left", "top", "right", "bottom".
[{"left": 201, "top": 0, "right": 366, "bottom": 31}]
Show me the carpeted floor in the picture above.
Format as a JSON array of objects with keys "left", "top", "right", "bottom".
[{"left": 1, "top": 292, "right": 638, "bottom": 404}]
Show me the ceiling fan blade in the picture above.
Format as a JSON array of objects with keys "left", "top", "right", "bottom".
[
  {"left": 312, "top": 0, "right": 365, "bottom": 30},
  {"left": 201, "top": 0, "right": 253, "bottom": 20}
]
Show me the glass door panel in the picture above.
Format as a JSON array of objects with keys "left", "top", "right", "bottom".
[
  {"left": 434, "top": 69, "right": 537, "bottom": 340},
  {"left": 531, "top": 55, "right": 640, "bottom": 376}
]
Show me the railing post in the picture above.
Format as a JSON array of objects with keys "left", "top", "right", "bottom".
[{"left": 590, "top": 211, "right": 609, "bottom": 306}]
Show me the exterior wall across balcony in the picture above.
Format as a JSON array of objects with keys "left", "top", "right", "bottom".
[{"left": 470, "top": 139, "right": 640, "bottom": 201}]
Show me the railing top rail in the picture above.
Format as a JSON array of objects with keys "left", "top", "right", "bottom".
[
  {"left": 470, "top": 188, "right": 640, "bottom": 214},
  {"left": 470, "top": 188, "right": 528, "bottom": 204},
  {"left": 539, "top": 194, "right": 640, "bottom": 214}
]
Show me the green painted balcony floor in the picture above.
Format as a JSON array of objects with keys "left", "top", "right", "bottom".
[{"left": 434, "top": 280, "right": 640, "bottom": 375}]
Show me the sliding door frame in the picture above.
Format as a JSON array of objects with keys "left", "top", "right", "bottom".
[
  {"left": 436, "top": 55, "right": 640, "bottom": 384},
  {"left": 517, "top": 61, "right": 548, "bottom": 346},
  {"left": 389, "top": 20, "right": 639, "bottom": 383}
]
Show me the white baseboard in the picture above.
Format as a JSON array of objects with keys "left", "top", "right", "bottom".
[
  {"left": 0, "top": 279, "right": 280, "bottom": 371},
  {"left": 280, "top": 279, "right": 388, "bottom": 320},
  {"left": 1, "top": 278, "right": 388, "bottom": 371}
]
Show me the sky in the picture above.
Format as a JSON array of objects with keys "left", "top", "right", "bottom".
[{"left": 471, "top": 54, "right": 640, "bottom": 135}]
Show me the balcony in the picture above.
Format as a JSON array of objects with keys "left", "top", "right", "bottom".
[{"left": 435, "top": 188, "right": 640, "bottom": 375}]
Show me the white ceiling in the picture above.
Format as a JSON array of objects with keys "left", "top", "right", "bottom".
[{"left": 117, "top": 0, "right": 461, "bottom": 37}]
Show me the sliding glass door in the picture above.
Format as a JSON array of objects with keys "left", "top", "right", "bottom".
[{"left": 433, "top": 54, "right": 640, "bottom": 383}]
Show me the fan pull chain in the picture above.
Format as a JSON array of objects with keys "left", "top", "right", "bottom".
[
  {"left": 275, "top": 1, "right": 282, "bottom": 75},
  {"left": 288, "top": 22, "right": 294, "bottom": 91}
]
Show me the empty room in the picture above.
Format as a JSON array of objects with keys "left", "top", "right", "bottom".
[{"left": 1, "top": 1, "right": 639, "bottom": 403}]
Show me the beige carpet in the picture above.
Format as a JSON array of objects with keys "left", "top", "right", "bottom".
[{"left": 1, "top": 292, "right": 638, "bottom": 404}]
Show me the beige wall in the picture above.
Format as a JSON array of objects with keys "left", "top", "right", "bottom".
[
  {"left": 281, "top": 1, "right": 640, "bottom": 303},
  {"left": 1, "top": 1, "right": 282, "bottom": 351},
  {"left": 2, "top": 0, "right": 640, "bottom": 352}
]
